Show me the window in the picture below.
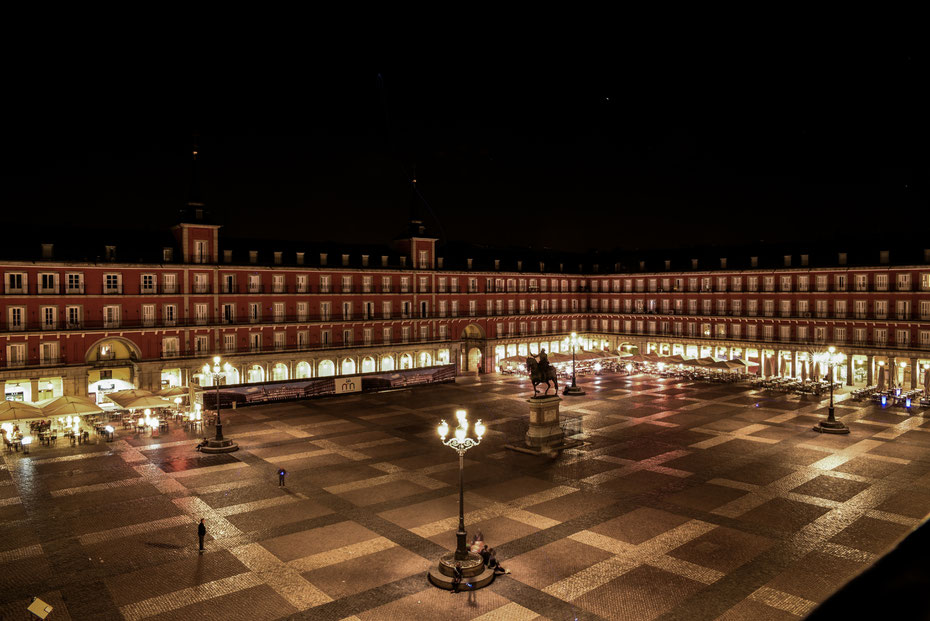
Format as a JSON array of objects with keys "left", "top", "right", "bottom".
[
  {"left": 222, "top": 304, "right": 235, "bottom": 323},
  {"left": 382, "top": 327, "right": 392, "bottom": 343},
  {"left": 249, "top": 303, "right": 260, "bottom": 322},
  {"left": 194, "top": 240, "right": 208, "bottom": 263},
  {"left": 194, "top": 303, "right": 208, "bottom": 324},
  {"left": 419, "top": 250, "right": 429, "bottom": 269},
  {"left": 451, "top": 301, "right": 458, "bottom": 317},
  {"left": 142, "top": 304, "right": 155, "bottom": 327},
  {"left": 342, "top": 302, "right": 352, "bottom": 320},
  {"left": 163, "top": 273, "right": 177, "bottom": 294},
  {"left": 141, "top": 273, "right": 156, "bottom": 292},
  {"left": 297, "top": 302, "right": 308, "bottom": 322},
  {"left": 296, "top": 274, "right": 308, "bottom": 293},
  {"left": 7, "top": 306, "right": 24, "bottom": 330},
  {"left": 224, "top": 334, "right": 236, "bottom": 353},
  {"left": 273, "top": 302, "right": 285, "bottom": 322},
  {"left": 66, "top": 306, "right": 81, "bottom": 328},
  {"left": 104, "top": 273, "right": 120, "bottom": 293},
  {"left": 7, "top": 343, "right": 26, "bottom": 366},
  {"left": 875, "top": 274, "right": 888, "bottom": 291},
  {"left": 248, "top": 274, "right": 261, "bottom": 293},
  {"left": 250, "top": 333, "right": 262, "bottom": 351},
  {"left": 163, "top": 304, "right": 177, "bottom": 326},
  {"left": 274, "top": 331, "right": 286, "bottom": 349},
  {"left": 382, "top": 301, "right": 391, "bottom": 319},
  {"left": 40, "top": 341, "right": 59, "bottom": 364},
  {"left": 39, "top": 273, "right": 57, "bottom": 293},
  {"left": 363, "top": 327, "right": 372, "bottom": 345},
  {"left": 103, "top": 305, "right": 120, "bottom": 328},
  {"left": 363, "top": 276, "right": 373, "bottom": 293},
  {"left": 297, "top": 330, "right": 309, "bottom": 349},
  {"left": 272, "top": 274, "right": 285, "bottom": 293},
  {"left": 341, "top": 275, "right": 352, "bottom": 292},
  {"left": 162, "top": 337, "right": 179, "bottom": 357},
  {"left": 66, "top": 273, "right": 83, "bottom": 293},
  {"left": 194, "top": 335, "right": 209, "bottom": 352}
]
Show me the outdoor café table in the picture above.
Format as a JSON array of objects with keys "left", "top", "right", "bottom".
[{"left": 159, "top": 420, "right": 169, "bottom": 431}]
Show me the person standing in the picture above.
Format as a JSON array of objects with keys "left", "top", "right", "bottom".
[
  {"left": 278, "top": 468, "right": 287, "bottom": 487},
  {"left": 198, "top": 518, "right": 206, "bottom": 553}
]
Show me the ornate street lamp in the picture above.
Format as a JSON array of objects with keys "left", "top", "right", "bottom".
[
  {"left": 813, "top": 346, "right": 849, "bottom": 434},
  {"left": 428, "top": 409, "right": 493, "bottom": 590},
  {"left": 199, "top": 356, "right": 239, "bottom": 452},
  {"left": 438, "top": 410, "right": 485, "bottom": 560},
  {"left": 563, "top": 332, "right": 585, "bottom": 396}
]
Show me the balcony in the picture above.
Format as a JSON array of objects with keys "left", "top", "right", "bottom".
[
  {"left": 162, "top": 285, "right": 179, "bottom": 294},
  {"left": 141, "top": 286, "right": 158, "bottom": 295},
  {"left": 65, "top": 285, "right": 85, "bottom": 295},
  {"left": 223, "top": 284, "right": 239, "bottom": 293},
  {"left": 103, "top": 286, "right": 123, "bottom": 295},
  {"left": 319, "top": 286, "right": 332, "bottom": 293},
  {"left": 192, "top": 285, "right": 212, "bottom": 294},
  {"left": 341, "top": 286, "right": 354, "bottom": 293},
  {"left": 247, "top": 285, "right": 264, "bottom": 294},
  {"left": 271, "top": 285, "right": 287, "bottom": 294}
]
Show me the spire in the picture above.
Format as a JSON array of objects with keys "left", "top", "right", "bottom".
[
  {"left": 179, "top": 140, "right": 212, "bottom": 223},
  {"left": 408, "top": 166, "right": 426, "bottom": 236}
]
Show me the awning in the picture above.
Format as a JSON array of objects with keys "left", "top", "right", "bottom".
[
  {"left": 0, "top": 401, "right": 45, "bottom": 422},
  {"left": 41, "top": 396, "right": 105, "bottom": 416}
]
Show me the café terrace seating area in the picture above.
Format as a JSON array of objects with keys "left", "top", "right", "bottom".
[{"left": 0, "top": 386, "right": 209, "bottom": 454}]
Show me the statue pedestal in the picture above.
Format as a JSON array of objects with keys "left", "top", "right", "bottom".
[{"left": 505, "top": 396, "right": 583, "bottom": 457}]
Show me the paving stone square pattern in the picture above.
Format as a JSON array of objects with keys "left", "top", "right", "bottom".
[{"left": 2, "top": 372, "right": 928, "bottom": 620}]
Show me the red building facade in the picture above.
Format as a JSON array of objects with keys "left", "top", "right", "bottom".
[{"left": 2, "top": 216, "right": 929, "bottom": 404}]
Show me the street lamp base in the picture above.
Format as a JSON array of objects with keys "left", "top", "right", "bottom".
[
  {"left": 813, "top": 420, "right": 850, "bottom": 434},
  {"left": 428, "top": 552, "right": 495, "bottom": 591},
  {"left": 200, "top": 438, "right": 240, "bottom": 453},
  {"left": 563, "top": 386, "right": 586, "bottom": 396}
]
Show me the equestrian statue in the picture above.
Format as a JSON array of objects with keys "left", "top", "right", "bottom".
[{"left": 526, "top": 348, "right": 558, "bottom": 397}]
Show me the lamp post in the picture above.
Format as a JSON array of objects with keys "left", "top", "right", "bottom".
[
  {"left": 563, "top": 332, "right": 585, "bottom": 396},
  {"left": 198, "top": 356, "right": 239, "bottom": 452},
  {"left": 438, "top": 410, "right": 485, "bottom": 560},
  {"left": 813, "top": 346, "right": 849, "bottom": 434}
]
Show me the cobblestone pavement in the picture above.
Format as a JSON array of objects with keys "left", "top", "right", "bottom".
[{"left": 2, "top": 374, "right": 929, "bottom": 620}]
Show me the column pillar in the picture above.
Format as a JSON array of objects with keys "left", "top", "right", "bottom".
[
  {"left": 867, "top": 355, "right": 874, "bottom": 385},
  {"left": 846, "top": 355, "right": 853, "bottom": 386},
  {"left": 888, "top": 357, "right": 897, "bottom": 387},
  {"left": 30, "top": 379, "right": 40, "bottom": 403},
  {"left": 791, "top": 351, "right": 798, "bottom": 378},
  {"left": 911, "top": 358, "right": 919, "bottom": 389}
]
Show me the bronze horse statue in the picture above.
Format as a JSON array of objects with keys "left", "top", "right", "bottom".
[{"left": 526, "top": 357, "right": 558, "bottom": 397}]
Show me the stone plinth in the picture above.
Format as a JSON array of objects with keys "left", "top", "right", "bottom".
[
  {"left": 427, "top": 552, "right": 495, "bottom": 590},
  {"left": 200, "top": 438, "right": 239, "bottom": 453},
  {"left": 505, "top": 395, "right": 583, "bottom": 457}
]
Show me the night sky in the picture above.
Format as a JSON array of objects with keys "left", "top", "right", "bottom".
[{"left": 5, "top": 44, "right": 926, "bottom": 254}]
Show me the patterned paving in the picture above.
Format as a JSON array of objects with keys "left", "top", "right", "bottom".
[{"left": 2, "top": 373, "right": 930, "bottom": 620}]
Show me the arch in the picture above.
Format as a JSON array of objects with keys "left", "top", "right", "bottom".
[
  {"left": 418, "top": 351, "right": 432, "bottom": 367},
  {"left": 380, "top": 354, "right": 395, "bottom": 371},
  {"left": 341, "top": 358, "right": 356, "bottom": 375},
  {"left": 361, "top": 356, "right": 376, "bottom": 373},
  {"left": 400, "top": 353, "right": 413, "bottom": 369},
  {"left": 461, "top": 323, "right": 486, "bottom": 339},
  {"left": 84, "top": 336, "right": 142, "bottom": 364},
  {"left": 225, "top": 367, "right": 241, "bottom": 385},
  {"left": 318, "top": 360, "right": 335, "bottom": 377},
  {"left": 437, "top": 349, "right": 450, "bottom": 364},
  {"left": 506, "top": 344, "right": 517, "bottom": 357},
  {"left": 272, "top": 363, "right": 289, "bottom": 381},
  {"left": 295, "top": 361, "right": 312, "bottom": 379},
  {"left": 467, "top": 347, "right": 482, "bottom": 372},
  {"left": 160, "top": 368, "right": 182, "bottom": 388},
  {"left": 246, "top": 364, "right": 265, "bottom": 383}
]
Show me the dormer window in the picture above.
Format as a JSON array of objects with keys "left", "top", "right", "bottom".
[
  {"left": 494, "top": 259, "right": 500, "bottom": 270},
  {"left": 249, "top": 251, "right": 258, "bottom": 264},
  {"left": 750, "top": 256, "right": 758, "bottom": 267},
  {"left": 163, "top": 248, "right": 173, "bottom": 262},
  {"left": 105, "top": 245, "right": 116, "bottom": 260},
  {"left": 381, "top": 255, "right": 388, "bottom": 267},
  {"left": 342, "top": 254, "right": 350, "bottom": 266},
  {"left": 223, "top": 249, "right": 232, "bottom": 263},
  {"left": 41, "top": 243, "right": 53, "bottom": 259},
  {"left": 400, "top": 256, "right": 407, "bottom": 267},
  {"left": 362, "top": 254, "right": 369, "bottom": 267},
  {"left": 296, "top": 252, "right": 304, "bottom": 265},
  {"left": 274, "top": 251, "right": 282, "bottom": 265},
  {"left": 320, "top": 253, "right": 328, "bottom": 266}
]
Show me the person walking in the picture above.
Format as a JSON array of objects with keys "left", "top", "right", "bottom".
[
  {"left": 451, "top": 562, "right": 463, "bottom": 593},
  {"left": 198, "top": 518, "right": 206, "bottom": 553},
  {"left": 278, "top": 468, "right": 287, "bottom": 486}
]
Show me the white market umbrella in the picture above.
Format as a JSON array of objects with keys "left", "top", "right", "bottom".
[
  {"left": 41, "top": 396, "right": 104, "bottom": 417},
  {"left": 0, "top": 401, "right": 44, "bottom": 422}
]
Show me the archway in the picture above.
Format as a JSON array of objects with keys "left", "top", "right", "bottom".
[
  {"left": 246, "top": 364, "right": 265, "bottom": 383},
  {"left": 318, "top": 360, "right": 335, "bottom": 377},
  {"left": 437, "top": 349, "right": 450, "bottom": 364},
  {"left": 225, "top": 367, "right": 241, "bottom": 385},
  {"left": 467, "top": 347, "right": 482, "bottom": 372},
  {"left": 295, "top": 361, "right": 312, "bottom": 379},
  {"left": 419, "top": 352, "right": 432, "bottom": 367},
  {"left": 361, "top": 356, "right": 375, "bottom": 373},
  {"left": 84, "top": 336, "right": 142, "bottom": 364},
  {"left": 272, "top": 363, "right": 288, "bottom": 381},
  {"left": 461, "top": 324, "right": 486, "bottom": 339},
  {"left": 341, "top": 358, "right": 356, "bottom": 375},
  {"left": 381, "top": 355, "right": 395, "bottom": 371},
  {"left": 400, "top": 353, "right": 413, "bottom": 369}
]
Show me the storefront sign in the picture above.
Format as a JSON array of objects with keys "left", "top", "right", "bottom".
[{"left": 334, "top": 377, "right": 361, "bottom": 394}]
